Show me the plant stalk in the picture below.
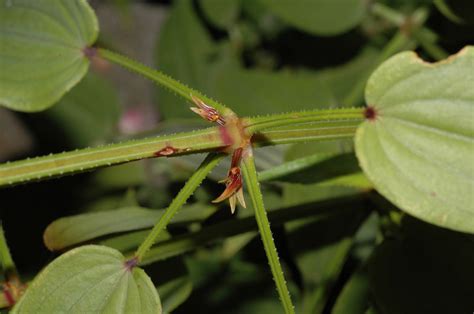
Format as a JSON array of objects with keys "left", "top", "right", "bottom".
[
  {"left": 245, "top": 108, "right": 363, "bottom": 133},
  {"left": 134, "top": 153, "right": 224, "bottom": 261},
  {"left": 242, "top": 148, "right": 295, "bottom": 314},
  {"left": 97, "top": 48, "right": 234, "bottom": 116},
  {"left": 0, "top": 116, "right": 361, "bottom": 187}
]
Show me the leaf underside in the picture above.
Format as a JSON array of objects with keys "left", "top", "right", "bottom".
[
  {"left": 12, "top": 245, "right": 161, "bottom": 313},
  {"left": 0, "top": 0, "right": 98, "bottom": 112},
  {"left": 356, "top": 46, "right": 474, "bottom": 233}
]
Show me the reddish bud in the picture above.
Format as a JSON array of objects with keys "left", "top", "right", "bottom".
[{"left": 190, "top": 95, "right": 225, "bottom": 125}]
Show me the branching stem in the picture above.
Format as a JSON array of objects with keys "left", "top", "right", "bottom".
[{"left": 135, "top": 153, "right": 224, "bottom": 261}]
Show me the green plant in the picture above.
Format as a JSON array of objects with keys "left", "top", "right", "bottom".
[{"left": 0, "top": 0, "right": 473, "bottom": 313}]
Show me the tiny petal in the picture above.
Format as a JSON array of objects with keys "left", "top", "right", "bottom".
[
  {"left": 236, "top": 188, "right": 246, "bottom": 209},
  {"left": 212, "top": 176, "right": 242, "bottom": 203},
  {"left": 190, "top": 106, "right": 205, "bottom": 117},
  {"left": 229, "top": 195, "right": 237, "bottom": 214},
  {"left": 190, "top": 95, "right": 225, "bottom": 125}
]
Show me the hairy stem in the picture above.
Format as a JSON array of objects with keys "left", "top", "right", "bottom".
[
  {"left": 242, "top": 148, "right": 295, "bottom": 314},
  {"left": 135, "top": 153, "right": 224, "bottom": 261},
  {"left": 0, "top": 127, "right": 224, "bottom": 186},
  {"left": 0, "top": 113, "right": 361, "bottom": 187},
  {"left": 245, "top": 108, "right": 363, "bottom": 133},
  {"left": 252, "top": 123, "right": 359, "bottom": 147},
  {"left": 98, "top": 48, "right": 234, "bottom": 116}
]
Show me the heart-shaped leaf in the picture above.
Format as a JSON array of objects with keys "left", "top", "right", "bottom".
[
  {"left": 12, "top": 245, "right": 161, "bottom": 313},
  {"left": 259, "top": 0, "right": 367, "bottom": 36},
  {"left": 0, "top": 0, "right": 98, "bottom": 112},
  {"left": 355, "top": 46, "right": 474, "bottom": 233}
]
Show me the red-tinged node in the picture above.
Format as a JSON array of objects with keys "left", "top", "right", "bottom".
[
  {"left": 124, "top": 256, "right": 138, "bottom": 271},
  {"left": 82, "top": 46, "right": 97, "bottom": 59},
  {"left": 364, "top": 106, "right": 378, "bottom": 121},
  {"left": 219, "top": 126, "right": 234, "bottom": 147}
]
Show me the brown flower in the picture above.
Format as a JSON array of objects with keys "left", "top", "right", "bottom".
[{"left": 190, "top": 95, "right": 225, "bottom": 125}]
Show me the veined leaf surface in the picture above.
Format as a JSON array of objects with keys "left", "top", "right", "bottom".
[
  {"left": 355, "top": 46, "right": 474, "bottom": 233},
  {"left": 0, "top": 0, "right": 98, "bottom": 111},
  {"left": 13, "top": 245, "right": 161, "bottom": 313}
]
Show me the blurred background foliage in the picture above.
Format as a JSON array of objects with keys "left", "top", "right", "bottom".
[{"left": 1, "top": 0, "right": 473, "bottom": 313}]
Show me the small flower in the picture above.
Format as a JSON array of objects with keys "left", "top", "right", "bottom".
[
  {"left": 212, "top": 167, "right": 246, "bottom": 214},
  {"left": 212, "top": 148, "right": 246, "bottom": 214},
  {"left": 190, "top": 95, "right": 225, "bottom": 125}
]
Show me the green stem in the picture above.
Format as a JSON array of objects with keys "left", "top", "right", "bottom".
[
  {"left": 135, "top": 153, "right": 224, "bottom": 261},
  {"left": 433, "top": 0, "right": 464, "bottom": 24},
  {"left": 242, "top": 148, "right": 295, "bottom": 314},
  {"left": 253, "top": 124, "right": 359, "bottom": 147},
  {"left": 371, "top": 3, "right": 448, "bottom": 61},
  {"left": 370, "top": 2, "right": 405, "bottom": 26},
  {"left": 0, "top": 112, "right": 361, "bottom": 187},
  {"left": 413, "top": 28, "right": 449, "bottom": 60},
  {"left": 98, "top": 48, "right": 234, "bottom": 116},
  {"left": 245, "top": 108, "right": 363, "bottom": 133},
  {"left": 344, "top": 4, "right": 431, "bottom": 107},
  {"left": 0, "top": 127, "right": 224, "bottom": 186}
]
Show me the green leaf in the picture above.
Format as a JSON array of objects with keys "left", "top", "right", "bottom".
[
  {"left": 433, "top": 0, "right": 464, "bottom": 24},
  {"left": 44, "top": 72, "right": 121, "bottom": 147},
  {"left": 368, "top": 217, "right": 474, "bottom": 314},
  {"left": 434, "top": 0, "right": 474, "bottom": 25},
  {"left": 208, "top": 58, "right": 338, "bottom": 116},
  {"left": 355, "top": 46, "right": 474, "bottom": 233},
  {"left": 259, "top": 0, "right": 367, "bottom": 36},
  {"left": 199, "top": 0, "right": 240, "bottom": 29},
  {"left": 13, "top": 245, "right": 161, "bottom": 313},
  {"left": 44, "top": 205, "right": 215, "bottom": 251},
  {"left": 0, "top": 0, "right": 98, "bottom": 112}
]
